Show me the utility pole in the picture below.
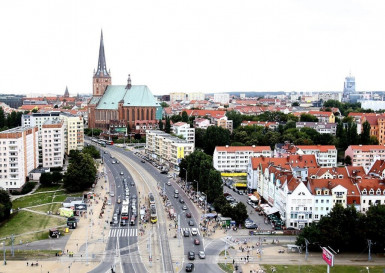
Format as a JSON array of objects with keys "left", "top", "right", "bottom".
[
  {"left": 368, "top": 239, "right": 372, "bottom": 261},
  {"left": 304, "top": 238, "right": 309, "bottom": 261},
  {"left": 11, "top": 234, "right": 14, "bottom": 257}
]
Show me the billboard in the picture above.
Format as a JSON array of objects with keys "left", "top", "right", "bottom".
[
  {"left": 322, "top": 247, "right": 334, "bottom": 267},
  {"left": 75, "top": 203, "right": 88, "bottom": 211},
  {"left": 177, "top": 147, "right": 184, "bottom": 159},
  {"left": 113, "top": 127, "right": 127, "bottom": 134}
]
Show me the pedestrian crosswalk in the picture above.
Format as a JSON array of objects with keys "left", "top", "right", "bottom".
[
  {"left": 180, "top": 228, "right": 201, "bottom": 235},
  {"left": 109, "top": 228, "right": 138, "bottom": 237}
]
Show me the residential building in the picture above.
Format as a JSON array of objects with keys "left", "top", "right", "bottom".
[
  {"left": 170, "top": 92, "right": 187, "bottom": 102},
  {"left": 308, "top": 111, "right": 335, "bottom": 123},
  {"left": 343, "top": 73, "right": 356, "bottom": 102},
  {"left": 145, "top": 130, "right": 194, "bottom": 170},
  {"left": 213, "top": 93, "right": 230, "bottom": 104},
  {"left": 216, "top": 116, "right": 233, "bottom": 133},
  {"left": 22, "top": 112, "right": 61, "bottom": 131},
  {"left": 60, "top": 113, "right": 84, "bottom": 154},
  {"left": 172, "top": 122, "right": 195, "bottom": 143},
  {"left": 193, "top": 118, "right": 211, "bottom": 129},
  {"left": 41, "top": 120, "right": 65, "bottom": 168},
  {"left": 345, "top": 145, "right": 385, "bottom": 171},
  {"left": 296, "top": 145, "right": 338, "bottom": 167},
  {"left": 214, "top": 145, "right": 272, "bottom": 172},
  {"left": 296, "top": 122, "right": 337, "bottom": 135},
  {"left": 187, "top": 92, "right": 205, "bottom": 101},
  {"left": 241, "top": 121, "right": 280, "bottom": 130},
  {"left": 0, "top": 127, "right": 39, "bottom": 191},
  {"left": 357, "top": 178, "right": 385, "bottom": 212}
]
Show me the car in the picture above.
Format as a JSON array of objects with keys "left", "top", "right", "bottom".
[
  {"left": 120, "top": 220, "right": 127, "bottom": 226},
  {"left": 246, "top": 223, "right": 258, "bottom": 229},
  {"left": 123, "top": 178, "right": 127, "bottom": 183},
  {"left": 252, "top": 204, "right": 258, "bottom": 209},
  {"left": 110, "top": 155, "right": 114, "bottom": 159},
  {"left": 167, "top": 181, "right": 171, "bottom": 186},
  {"left": 113, "top": 214, "right": 118, "bottom": 221},
  {"left": 191, "top": 228, "right": 198, "bottom": 236},
  {"left": 160, "top": 170, "right": 168, "bottom": 174},
  {"left": 179, "top": 199, "right": 185, "bottom": 204},
  {"left": 130, "top": 181, "right": 135, "bottom": 186},
  {"left": 104, "top": 151, "right": 108, "bottom": 154},
  {"left": 182, "top": 205, "right": 187, "bottom": 210},
  {"left": 120, "top": 172, "right": 124, "bottom": 175},
  {"left": 107, "top": 199, "right": 111, "bottom": 205},
  {"left": 141, "top": 160, "right": 145, "bottom": 163},
  {"left": 113, "top": 219, "right": 118, "bottom": 225},
  {"left": 286, "top": 227, "right": 297, "bottom": 230},
  {"left": 116, "top": 160, "right": 120, "bottom": 164},
  {"left": 174, "top": 194, "right": 179, "bottom": 198},
  {"left": 174, "top": 190, "right": 179, "bottom": 194},
  {"left": 185, "top": 263, "right": 194, "bottom": 272},
  {"left": 115, "top": 208, "right": 120, "bottom": 215},
  {"left": 198, "top": 251, "right": 205, "bottom": 259},
  {"left": 193, "top": 239, "right": 200, "bottom": 245},
  {"left": 186, "top": 212, "right": 192, "bottom": 218},
  {"left": 188, "top": 220, "right": 194, "bottom": 226},
  {"left": 117, "top": 198, "right": 121, "bottom": 204},
  {"left": 184, "top": 230, "right": 190, "bottom": 237},
  {"left": 132, "top": 194, "right": 137, "bottom": 199},
  {"left": 110, "top": 192, "right": 115, "bottom": 197},
  {"left": 187, "top": 251, "right": 195, "bottom": 260},
  {"left": 112, "top": 161, "right": 116, "bottom": 164}
]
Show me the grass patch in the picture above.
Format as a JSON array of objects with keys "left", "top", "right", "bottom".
[
  {"left": 1, "top": 249, "right": 60, "bottom": 260},
  {"left": 218, "top": 263, "right": 234, "bottom": 273},
  {"left": 12, "top": 193, "right": 55, "bottom": 209},
  {"left": 0, "top": 211, "right": 66, "bottom": 239},
  {"left": 34, "top": 184, "right": 62, "bottom": 193},
  {"left": 53, "top": 192, "right": 82, "bottom": 202},
  {"left": 219, "top": 247, "right": 235, "bottom": 256},
  {"left": 262, "top": 265, "right": 385, "bottom": 273},
  {"left": 29, "top": 203, "right": 62, "bottom": 215}
]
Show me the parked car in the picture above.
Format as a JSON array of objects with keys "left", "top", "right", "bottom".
[
  {"left": 120, "top": 172, "right": 124, "bottom": 175},
  {"left": 141, "top": 160, "right": 145, "bottom": 163},
  {"left": 167, "top": 181, "right": 171, "bottom": 186}
]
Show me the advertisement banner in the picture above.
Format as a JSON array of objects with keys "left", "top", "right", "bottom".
[
  {"left": 322, "top": 247, "right": 334, "bottom": 267},
  {"left": 75, "top": 203, "right": 88, "bottom": 211},
  {"left": 177, "top": 147, "right": 184, "bottom": 159},
  {"left": 113, "top": 127, "right": 127, "bottom": 134}
]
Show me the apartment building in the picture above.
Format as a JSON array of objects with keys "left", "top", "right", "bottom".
[
  {"left": 58, "top": 113, "right": 84, "bottom": 154},
  {"left": 296, "top": 145, "right": 337, "bottom": 167},
  {"left": 41, "top": 120, "right": 65, "bottom": 168},
  {"left": 22, "top": 111, "right": 84, "bottom": 154},
  {"left": 0, "top": 127, "right": 39, "bottom": 191},
  {"left": 145, "top": 130, "right": 195, "bottom": 170},
  {"left": 213, "top": 145, "right": 272, "bottom": 172},
  {"left": 213, "top": 93, "right": 230, "bottom": 104},
  {"left": 216, "top": 116, "right": 233, "bottom": 133},
  {"left": 170, "top": 92, "right": 186, "bottom": 102},
  {"left": 345, "top": 145, "right": 385, "bottom": 171},
  {"left": 172, "top": 122, "right": 195, "bottom": 143},
  {"left": 296, "top": 122, "right": 337, "bottom": 135},
  {"left": 308, "top": 111, "right": 335, "bottom": 123}
]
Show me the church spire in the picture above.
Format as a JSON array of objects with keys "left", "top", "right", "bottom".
[
  {"left": 94, "top": 30, "right": 109, "bottom": 77},
  {"left": 64, "top": 86, "right": 69, "bottom": 98},
  {"left": 126, "top": 74, "right": 132, "bottom": 89}
]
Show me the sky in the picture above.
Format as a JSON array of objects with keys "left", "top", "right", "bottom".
[{"left": 1, "top": 0, "right": 385, "bottom": 96}]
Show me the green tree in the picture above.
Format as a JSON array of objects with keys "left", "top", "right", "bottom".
[
  {"left": 204, "top": 126, "right": 230, "bottom": 155},
  {"left": 165, "top": 117, "right": 171, "bottom": 133},
  {"left": 230, "top": 202, "right": 248, "bottom": 225},
  {"left": 0, "top": 189, "right": 12, "bottom": 221},
  {"left": 291, "top": 101, "right": 300, "bottom": 107},
  {"left": 170, "top": 114, "right": 182, "bottom": 123},
  {"left": 300, "top": 113, "right": 318, "bottom": 122},
  {"left": 226, "top": 110, "right": 243, "bottom": 129},
  {"left": 181, "top": 111, "right": 189, "bottom": 123},
  {"left": 369, "top": 136, "right": 379, "bottom": 144},
  {"left": 39, "top": 172, "right": 53, "bottom": 187},
  {"left": 64, "top": 153, "right": 97, "bottom": 192},
  {"left": 195, "top": 128, "right": 206, "bottom": 150},
  {"left": 0, "top": 107, "right": 5, "bottom": 128},
  {"left": 363, "top": 205, "right": 385, "bottom": 252},
  {"left": 83, "top": 145, "right": 101, "bottom": 159},
  {"left": 206, "top": 169, "right": 223, "bottom": 203},
  {"left": 345, "top": 155, "right": 352, "bottom": 165},
  {"left": 158, "top": 119, "right": 164, "bottom": 131},
  {"left": 160, "top": 102, "right": 169, "bottom": 108},
  {"left": 51, "top": 171, "right": 63, "bottom": 183},
  {"left": 361, "top": 121, "right": 371, "bottom": 145}
]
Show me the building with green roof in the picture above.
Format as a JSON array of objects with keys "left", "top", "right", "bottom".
[{"left": 88, "top": 31, "right": 161, "bottom": 134}]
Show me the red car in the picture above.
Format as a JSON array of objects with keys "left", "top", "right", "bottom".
[
  {"left": 194, "top": 239, "right": 200, "bottom": 245},
  {"left": 186, "top": 212, "right": 192, "bottom": 218}
]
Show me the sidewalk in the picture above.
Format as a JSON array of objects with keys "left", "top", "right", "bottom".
[{"left": 0, "top": 164, "right": 111, "bottom": 273}]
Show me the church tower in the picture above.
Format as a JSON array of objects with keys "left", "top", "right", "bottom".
[
  {"left": 93, "top": 30, "right": 111, "bottom": 97},
  {"left": 64, "top": 86, "right": 69, "bottom": 98}
]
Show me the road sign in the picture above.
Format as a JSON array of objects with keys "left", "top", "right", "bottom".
[{"left": 322, "top": 247, "right": 334, "bottom": 267}]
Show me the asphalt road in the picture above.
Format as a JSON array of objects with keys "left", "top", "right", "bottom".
[{"left": 107, "top": 145, "right": 224, "bottom": 273}]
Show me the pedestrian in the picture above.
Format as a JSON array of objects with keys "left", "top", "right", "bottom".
[{"left": 27, "top": 262, "right": 28, "bottom": 266}]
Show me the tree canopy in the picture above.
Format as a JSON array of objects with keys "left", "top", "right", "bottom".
[
  {"left": 83, "top": 145, "right": 101, "bottom": 159},
  {"left": 0, "top": 189, "right": 12, "bottom": 221},
  {"left": 63, "top": 152, "right": 97, "bottom": 192}
]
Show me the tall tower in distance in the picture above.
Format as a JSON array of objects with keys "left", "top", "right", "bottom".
[
  {"left": 93, "top": 30, "right": 111, "bottom": 97},
  {"left": 343, "top": 72, "right": 355, "bottom": 102}
]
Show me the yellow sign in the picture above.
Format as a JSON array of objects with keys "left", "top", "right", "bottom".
[
  {"left": 233, "top": 183, "right": 247, "bottom": 188},
  {"left": 221, "top": 173, "right": 247, "bottom": 177},
  {"left": 177, "top": 147, "right": 184, "bottom": 159}
]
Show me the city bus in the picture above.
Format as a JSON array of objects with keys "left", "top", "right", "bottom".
[
  {"left": 121, "top": 200, "right": 129, "bottom": 220},
  {"left": 148, "top": 193, "right": 155, "bottom": 205}
]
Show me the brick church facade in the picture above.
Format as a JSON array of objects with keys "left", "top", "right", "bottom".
[{"left": 88, "top": 31, "right": 161, "bottom": 134}]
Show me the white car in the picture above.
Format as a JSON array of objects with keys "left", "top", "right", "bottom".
[
  {"left": 191, "top": 228, "right": 198, "bottom": 236},
  {"left": 110, "top": 192, "right": 115, "bottom": 197},
  {"left": 167, "top": 181, "right": 171, "bottom": 186}
]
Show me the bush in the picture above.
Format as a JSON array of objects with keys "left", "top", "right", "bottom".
[{"left": 11, "top": 182, "right": 37, "bottom": 195}]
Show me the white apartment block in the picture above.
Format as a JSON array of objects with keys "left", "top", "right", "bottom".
[
  {"left": 213, "top": 145, "right": 272, "bottom": 172},
  {"left": 296, "top": 145, "right": 337, "bottom": 167},
  {"left": 22, "top": 111, "right": 84, "bottom": 154},
  {"left": 42, "top": 120, "right": 65, "bottom": 168},
  {"left": 170, "top": 92, "right": 187, "bottom": 102},
  {"left": 213, "top": 93, "right": 230, "bottom": 105},
  {"left": 172, "top": 122, "right": 195, "bottom": 144},
  {"left": 187, "top": 92, "right": 205, "bottom": 101},
  {"left": 0, "top": 127, "right": 39, "bottom": 191},
  {"left": 216, "top": 116, "right": 233, "bottom": 133},
  {"left": 145, "top": 130, "right": 195, "bottom": 170}
]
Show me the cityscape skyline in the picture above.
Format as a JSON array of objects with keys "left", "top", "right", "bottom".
[{"left": 1, "top": 0, "right": 385, "bottom": 95}]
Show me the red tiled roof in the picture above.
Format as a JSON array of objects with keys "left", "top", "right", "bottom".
[
  {"left": 368, "top": 160, "right": 385, "bottom": 176},
  {"left": 308, "top": 167, "right": 348, "bottom": 179},
  {"left": 216, "top": 146, "right": 271, "bottom": 153},
  {"left": 296, "top": 145, "right": 337, "bottom": 152},
  {"left": 183, "top": 109, "right": 226, "bottom": 118},
  {"left": 348, "top": 145, "right": 385, "bottom": 152},
  {"left": 308, "top": 111, "right": 333, "bottom": 117},
  {"left": 251, "top": 154, "right": 318, "bottom": 170}
]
